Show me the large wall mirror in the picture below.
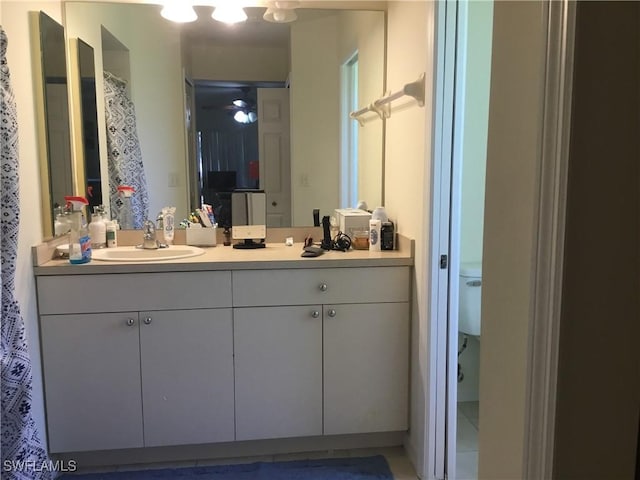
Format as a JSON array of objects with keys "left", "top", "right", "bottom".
[
  {"left": 60, "top": 2, "right": 386, "bottom": 229},
  {"left": 76, "top": 39, "right": 102, "bottom": 211},
  {"left": 35, "top": 12, "right": 73, "bottom": 237}
]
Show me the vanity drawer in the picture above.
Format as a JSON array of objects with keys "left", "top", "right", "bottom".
[
  {"left": 37, "top": 271, "right": 232, "bottom": 315},
  {"left": 232, "top": 267, "right": 409, "bottom": 307}
]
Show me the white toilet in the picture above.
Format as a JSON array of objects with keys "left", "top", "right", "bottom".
[{"left": 458, "top": 262, "right": 482, "bottom": 337}]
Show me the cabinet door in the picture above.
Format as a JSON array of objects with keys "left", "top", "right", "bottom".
[
  {"left": 323, "top": 303, "right": 410, "bottom": 435},
  {"left": 139, "top": 309, "right": 235, "bottom": 447},
  {"left": 40, "top": 313, "right": 143, "bottom": 452},
  {"left": 234, "top": 306, "right": 323, "bottom": 440}
]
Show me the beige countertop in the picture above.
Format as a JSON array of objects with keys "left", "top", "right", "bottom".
[{"left": 34, "top": 241, "right": 413, "bottom": 276}]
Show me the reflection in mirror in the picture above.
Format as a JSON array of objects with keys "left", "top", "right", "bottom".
[
  {"left": 61, "top": 3, "right": 385, "bottom": 229},
  {"left": 37, "top": 12, "right": 73, "bottom": 237},
  {"left": 77, "top": 39, "right": 102, "bottom": 210}
]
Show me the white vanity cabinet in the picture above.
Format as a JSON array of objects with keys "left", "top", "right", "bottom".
[
  {"left": 232, "top": 267, "right": 410, "bottom": 440},
  {"left": 35, "top": 259, "right": 412, "bottom": 455},
  {"left": 37, "top": 272, "right": 234, "bottom": 453}
]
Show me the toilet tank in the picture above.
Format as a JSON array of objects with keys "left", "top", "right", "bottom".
[{"left": 458, "top": 262, "right": 482, "bottom": 336}]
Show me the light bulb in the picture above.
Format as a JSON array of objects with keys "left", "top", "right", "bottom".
[
  {"left": 234, "top": 111, "right": 249, "bottom": 124},
  {"left": 212, "top": 5, "right": 248, "bottom": 24},
  {"left": 160, "top": 1, "right": 197, "bottom": 23}
]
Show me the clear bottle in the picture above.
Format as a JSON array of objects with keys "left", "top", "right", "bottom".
[
  {"left": 117, "top": 185, "right": 135, "bottom": 230},
  {"left": 53, "top": 206, "right": 71, "bottom": 236},
  {"left": 106, "top": 220, "right": 118, "bottom": 248},
  {"left": 65, "top": 196, "right": 92, "bottom": 264},
  {"left": 89, "top": 206, "right": 107, "bottom": 249}
]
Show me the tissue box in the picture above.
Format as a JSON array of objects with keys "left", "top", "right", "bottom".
[
  {"left": 334, "top": 208, "right": 372, "bottom": 236},
  {"left": 186, "top": 227, "right": 217, "bottom": 246}
]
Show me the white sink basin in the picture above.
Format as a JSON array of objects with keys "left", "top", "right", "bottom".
[{"left": 91, "top": 245, "right": 205, "bottom": 262}]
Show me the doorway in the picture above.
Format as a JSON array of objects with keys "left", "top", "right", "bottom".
[{"left": 192, "top": 81, "right": 287, "bottom": 227}]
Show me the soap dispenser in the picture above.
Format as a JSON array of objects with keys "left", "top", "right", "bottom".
[
  {"left": 64, "top": 196, "right": 92, "bottom": 264},
  {"left": 89, "top": 205, "right": 107, "bottom": 249}
]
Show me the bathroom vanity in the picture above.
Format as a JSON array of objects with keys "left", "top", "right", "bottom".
[{"left": 33, "top": 241, "right": 413, "bottom": 459}]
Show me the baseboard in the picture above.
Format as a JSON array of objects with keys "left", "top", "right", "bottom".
[{"left": 52, "top": 431, "right": 406, "bottom": 468}]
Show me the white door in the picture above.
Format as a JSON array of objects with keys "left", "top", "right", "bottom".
[
  {"left": 429, "top": 0, "right": 462, "bottom": 478},
  {"left": 257, "top": 88, "right": 291, "bottom": 227},
  {"left": 40, "top": 313, "right": 144, "bottom": 452},
  {"left": 139, "top": 308, "right": 235, "bottom": 447},
  {"left": 234, "top": 305, "right": 323, "bottom": 440},
  {"left": 323, "top": 302, "right": 410, "bottom": 435}
]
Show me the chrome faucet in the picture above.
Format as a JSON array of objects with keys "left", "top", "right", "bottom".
[{"left": 141, "top": 219, "right": 159, "bottom": 249}]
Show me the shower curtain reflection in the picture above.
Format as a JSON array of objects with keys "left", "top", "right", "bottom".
[{"left": 103, "top": 71, "right": 149, "bottom": 228}]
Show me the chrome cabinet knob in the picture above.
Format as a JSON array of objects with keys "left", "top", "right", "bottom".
[
  {"left": 125, "top": 318, "right": 135, "bottom": 327},
  {"left": 328, "top": 309, "right": 337, "bottom": 318},
  {"left": 319, "top": 283, "right": 328, "bottom": 292},
  {"left": 311, "top": 310, "right": 320, "bottom": 319},
  {"left": 144, "top": 317, "right": 152, "bottom": 325}
]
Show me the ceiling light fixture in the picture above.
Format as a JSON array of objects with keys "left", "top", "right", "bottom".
[
  {"left": 211, "top": 4, "right": 248, "bottom": 25},
  {"left": 263, "top": 7, "right": 297, "bottom": 23},
  {"left": 160, "top": 0, "right": 197, "bottom": 23},
  {"left": 234, "top": 110, "right": 257, "bottom": 124},
  {"left": 263, "top": 0, "right": 299, "bottom": 23}
]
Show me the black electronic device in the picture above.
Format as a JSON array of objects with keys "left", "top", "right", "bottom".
[
  {"left": 313, "top": 209, "right": 320, "bottom": 227},
  {"left": 321, "top": 216, "right": 332, "bottom": 250},
  {"left": 381, "top": 221, "right": 395, "bottom": 250},
  {"left": 301, "top": 246, "right": 324, "bottom": 258}
]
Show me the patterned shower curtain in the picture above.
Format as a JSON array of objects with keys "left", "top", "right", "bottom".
[
  {"left": 103, "top": 71, "right": 149, "bottom": 229},
  {"left": 0, "top": 26, "right": 53, "bottom": 480}
]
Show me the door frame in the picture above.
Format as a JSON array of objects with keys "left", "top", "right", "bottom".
[
  {"left": 425, "top": 1, "right": 576, "bottom": 478},
  {"left": 523, "top": 1, "right": 576, "bottom": 477}
]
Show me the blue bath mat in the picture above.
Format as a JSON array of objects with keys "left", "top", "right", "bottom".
[{"left": 59, "top": 455, "right": 393, "bottom": 479}]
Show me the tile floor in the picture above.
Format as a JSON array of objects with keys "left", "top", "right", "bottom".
[
  {"left": 457, "top": 401, "right": 479, "bottom": 480},
  {"left": 76, "top": 446, "right": 420, "bottom": 479}
]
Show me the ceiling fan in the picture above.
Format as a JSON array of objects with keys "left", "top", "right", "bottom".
[{"left": 200, "top": 87, "right": 257, "bottom": 124}]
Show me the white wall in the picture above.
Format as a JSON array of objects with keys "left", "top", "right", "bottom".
[
  {"left": 289, "top": 10, "right": 385, "bottom": 225},
  {"left": 289, "top": 13, "right": 340, "bottom": 225},
  {"left": 383, "top": 1, "right": 435, "bottom": 475},
  {"left": 65, "top": 2, "right": 188, "bottom": 221},
  {"left": 337, "top": 10, "right": 384, "bottom": 210},
  {"left": 189, "top": 43, "right": 288, "bottom": 82},
  {"left": 479, "top": 1, "right": 547, "bottom": 478},
  {"left": 1, "top": 0, "right": 65, "bottom": 453}
]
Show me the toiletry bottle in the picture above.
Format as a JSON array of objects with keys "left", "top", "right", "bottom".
[
  {"left": 117, "top": 185, "right": 135, "bottom": 229},
  {"left": 53, "top": 206, "right": 70, "bottom": 236},
  {"left": 369, "top": 218, "right": 382, "bottom": 252},
  {"left": 64, "top": 196, "right": 92, "bottom": 264},
  {"left": 106, "top": 220, "right": 118, "bottom": 247},
  {"left": 381, "top": 221, "right": 395, "bottom": 250},
  {"left": 162, "top": 206, "right": 175, "bottom": 245},
  {"left": 89, "top": 206, "right": 107, "bottom": 248}
]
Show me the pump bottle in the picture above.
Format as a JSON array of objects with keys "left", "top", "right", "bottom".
[{"left": 65, "top": 196, "right": 92, "bottom": 264}]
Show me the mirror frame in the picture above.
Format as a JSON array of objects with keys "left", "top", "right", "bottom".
[{"left": 31, "top": 11, "right": 78, "bottom": 238}]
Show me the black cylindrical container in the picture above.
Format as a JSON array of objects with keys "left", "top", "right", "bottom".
[{"left": 381, "top": 221, "right": 395, "bottom": 250}]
